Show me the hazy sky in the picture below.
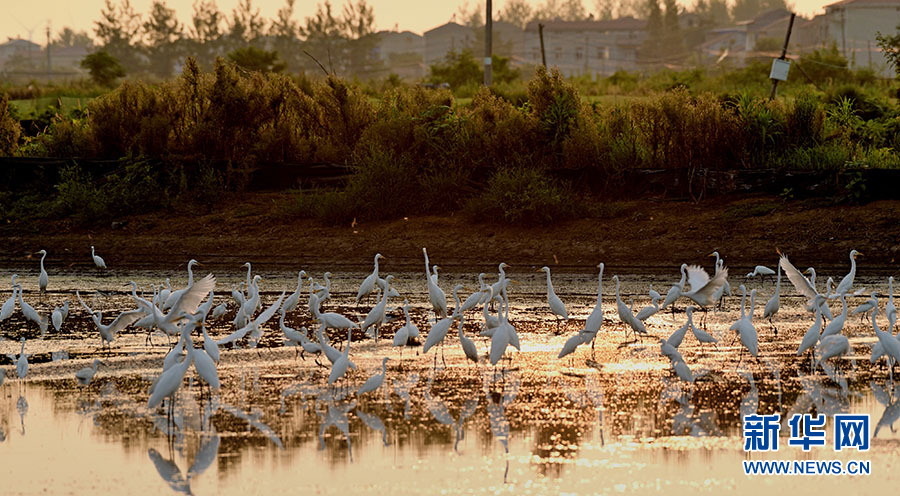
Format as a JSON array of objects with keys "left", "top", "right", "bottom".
[{"left": 3, "top": 0, "right": 834, "bottom": 43}]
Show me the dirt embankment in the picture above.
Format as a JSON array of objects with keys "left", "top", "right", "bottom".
[{"left": 1, "top": 192, "right": 898, "bottom": 275}]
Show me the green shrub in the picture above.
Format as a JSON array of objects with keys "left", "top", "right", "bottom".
[
  {"left": 0, "top": 94, "right": 21, "bottom": 155},
  {"left": 465, "top": 168, "right": 574, "bottom": 224}
]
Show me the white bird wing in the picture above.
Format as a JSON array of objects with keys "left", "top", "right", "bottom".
[
  {"left": 253, "top": 292, "right": 286, "bottom": 327},
  {"left": 174, "top": 274, "right": 216, "bottom": 316},
  {"left": 685, "top": 265, "right": 710, "bottom": 293},
  {"left": 108, "top": 309, "right": 146, "bottom": 335},
  {"left": 779, "top": 255, "right": 817, "bottom": 299},
  {"left": 216, "top": 322, "right": 254, "bottom": 345},
  {"left": 686, "top": 267, "right": 728, "bottom": 305}
]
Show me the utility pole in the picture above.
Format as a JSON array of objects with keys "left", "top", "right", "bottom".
[
  {"left": 46, "top": 22, "right": 51, "bottom": 79},
  {"left": 539, "top": 23, "right": 547, "bottom": 68},
  {"left": 769, "top": 13, "right": 796, "bottom": 100},
  {"left": 484, "top": 0, "right": 492, "bottom": 86}
]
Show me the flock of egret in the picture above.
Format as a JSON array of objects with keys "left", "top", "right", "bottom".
[{"left": 0, "top": 245, "right": 893, "bottom": 421}]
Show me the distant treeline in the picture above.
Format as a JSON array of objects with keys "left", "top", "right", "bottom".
[{"left": 0, "top": 59, "right": 898, "bottom": 225}]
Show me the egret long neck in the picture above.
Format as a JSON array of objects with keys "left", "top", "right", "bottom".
[{"left": 596, "top": 268, "right": 603, "bottom": 305}]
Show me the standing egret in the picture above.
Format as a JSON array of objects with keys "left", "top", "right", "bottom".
[
  {"left": 489, "top": 263, "right": 511, "bottom": 307},
  {"left": 580, "top": 263, "right": 605, "bottom": 353},
  {"left": 539, "top": 266, "right": 568, "bottom": 329},
  {"left": 356, "top": 254, "right": 383, "bottom": 305},
  {"left": 797, "top": 305, "right": 825, "bottom": 358},
  {"left": 192, "top": 343, "right": 220, "bottom": 393},
  {"left": 16, "top": 285, "right": 47, "bottom": 334},
  {"left": 729, "top": 286, "right": 758, "bottom": 359},
  {"left": 201, "top": 323, "right": 219, "bottom": 363},
  {"left": 660, "top": 264, "right": 687, "bottom": 316},
  {"left": 313, "top": 272, "right": 332, "bottom": 303},
  {"left": 490, "top": 287, "right": 516, "bottom": 366},
  {"left": 423, "top": 285, "right": 463, "bottom": 358},
  {"left": 328, "top": 327, "right": 354, "bottom": 385},
  {"left": 283, "top": 270, "right": 308, "bottom": 313},
  {"left": 309, "top": 293, "right": 358, "bottom": 332},
  {"left": 363, "top": 275, "right": 394, "bottom": 342},
  {"left": 635, "top": 285, "right": 662, "bottom": 322},
  {"left": 762, "top": 260, "right": 782, "bottom": 334},
  {"left": 612, "top": 276, "right": 647, "bottom": 341},
  {"left": 357, "top": 357, "right": 390, "bottom": 396},
  {"left": 423, "top": 248, "right": 447, "bottom": 321},
  {"left": 872, "top": 307, "right": 900, "bottom": 381},
  {"left": 393, "top": 300, "right": 419, "bottom": 349},
  {"left": 816, "top": 335, "right": 851, "bottom": 369},
  {"left": 459, "top": 274, "right": 488, "bottom": 316},
  {"left": 7, "top": 337, "right": 29, "bottom": 381},
  {"left": 887, "top": 276, "right": 897, "bottom": 330},
  {"left": 36, "top": 249, "right": 48, "bottom": 300},
  {"left": 1, "top": 283, "right": 18, "bottom": 321},
  {"left": 821, "top": 295, "right": 848, "bottom": 338},
  {"left": 75, "top": 359, "right": 104, "bottom": 386},
  {"left": 91, "top": 245, "right": 107, "bottom": 269},
  {"left": 148, "top": 335, "right": 194, "bottom": 409},
  {"left": 458, "top": 313, "right": 479, "bottom": 364},
  {"left": 835, "top": 249, "right": 862, "bottom": 296}
]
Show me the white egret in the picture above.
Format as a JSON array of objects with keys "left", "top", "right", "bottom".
[
  {"left": 729, "top": 285, "right": 758, "bottom": 358},
  {"left": 746, "top": 266, "right": 775, "bottom": 278},
  {"left": 16, "top": 285, "right": 47, "bottom": 334},
  {"left": 91, "top": 245, "right": 106, "bottom": 269},
  {"left": 458, "top": 313, "right": 479, "bottom": 364},
  {"left": 762, "top": 260, "right": 782, "bottom": 333},
  {"left": 363, "top": 275, "right": 394, "bottom": 342},
  {"left": 423, "top": 248, "right": 447, "bottom": 320},
  {"left": 36, "top": 249, "right": 48, "bottom": 298},
  {"left": 1, "top": 283, "right": 18, "bottom": 321},
  {"left": 6, "top": 337, "right": 29, "bottom": 380},
  {"left": 458, "top": 274, "right": 488, "bottom": 315},
  {"left": 798, "top": 305, "right": 824, "bottom": 357},
  {"left": 164, "top": 259, "right": 200, "bottom": 311},
  {"left": 672, "top": 359, "right": 693, "bottom": 383},
  {"left": 148, "top": 332, "right": 194, "bottom": 409},
  {"left": 283, "top": 270, "right": 308, "bottom": 313},
  {"left": 660, "top": 264, "right": 687, "bottom": 315},
  {"left": 835, "top": 249, "right": 862, "bottom": 296},
  {"left": 480, "top": 289, "right": 501, "bottom": 337},
  {"left": 490, "top": 287, "right": 514, "bottom": 366},
  {"left": 88, "top": 307, "right": 145, "bottom": 351},
  {"left": 816, "top": 334, "right": 851, "bottom": 368},
  {"left": 558, "top": 332, "right": 585, "bottom": 359},
  {"left": 539, "top": 266, "right": 568, "bottom": 328},
  {"left": 315, "top": 323, "right": 349, "bottom": 368},
  {"left": 211, "top": 301, "right": 227, "bottom": 320},
  {"left": 328, "top": 327, "right": 354, "bottom": 385},
  {"left": 192, "top": 343, "right": 220, "bottom": 392},
  {"left": 423, "top": 284, "right": 463, "bottom": 356},
  {"left": 887, "top": 276, "right": 897, "bottom": 330},
  {"left": 357, "top": 357, "right": 389, "bottom": 396},
  {"left": 309, "top": 293, "right": 358, "bottom": 331},
  {"left": 201, "top": 323, "right": 219, "bottom": 363},
  {"left": 853, "top": 292, "right": 879, "bottom": 322},
  {"left": 821, "top": 295, "right": 848, "bottom": 338},
  {"left": 75, "top": 359, "right": 104, "bottom": 386},
  {"left": 313, "top": 272, "right": 332, "bottom": 302},
  {"left": 682, "top": 263, "right": 729, "bottom": 310},
  {"left": 217, "top": 292, "right": 286, "bottom": 348},
  {"left": 872, "top": 307, "right": 900, "bottom": 380},
  {"left": 612, "top": 276, "right": 647, "bottom": 340},
  {"left": 635, "top": 284, "right": 662, "bottom": 321},
  {"left": 356, "top": 254, "right": 383, "bottom": 305},
  {"left": 580, "top": 263, "right": 605, "bottom": 352},
  {"left": 393, "top": 300, "right": 419, "bottom": 350}
]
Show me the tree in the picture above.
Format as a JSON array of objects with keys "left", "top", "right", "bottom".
[
  {"left": 594, "top": 0, "right": 615, "bottom": 20},
  {"left": 188, "top": 0, "right": 224, "bottom": 68},
  {"left": 497, "top": 0, "right": 533, "bottom": 28},
  {"left": 93, "top": 0, "right": 143, "bottom": 72},
  {"left": 54, "top": 28, "right": 94, "bottom": 49},
  {"left": 143, "top": 0, "right": 183, "bottom": 77},
  {"left": 270, "top": 0, "right": 302, "bottom": 71},
  {"left": 81, "top": 49, "right": 126, "bottom": 87},
  {"left": 662, "top": 0, "right": 685, "bottom": 57},
  {"left": 456, "top": 1, "right": 483, "bottom": 28},
  {"left": 876, "top": 23, "right": 900, "bottom": 78},
  {"left": 226, "top": 0, "right": 266, "bottom": 48},
  {"left": 227, "top": 45, "right": 286, "bottom": 72},
  {"left": 299, "top": 1, "right": 379, "bottom": 77},
  {"left": 533, "top": 0, "right": 590, "bottom": 21}
]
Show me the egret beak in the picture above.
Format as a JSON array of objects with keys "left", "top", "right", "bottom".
[{"left": 856, "top": 252, "right": 864, "bottom": 258}]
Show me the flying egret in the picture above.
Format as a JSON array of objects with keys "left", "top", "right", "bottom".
[
  {"left": 762, "top": 260, "right": 782, "bottom": 334},
  {"left": 356, "top": 254, "right": 384, "bottom": 305},
  {"left": 539, "top": 266, "right": 568, "bottom": 328},
  {"left": 357, "top": 357, "right": 389, "bottom": 396},
  {"left": 87, "top": 307, "right": 145, "bottom": 352},
  {"left": 91, "top": 245, "right": 107, "bottom": 269},
  {"left": 423, "top": 248, "right": 447, "bottom": 321},
  {"left": 835, "top": 249, "right": 862, "bottom": 296},
  {"left": 75, "top": 359, "right": 104, "bottom": 386},
  {"left": 36, "top": 249, "right": 48, "bottom": 299}
]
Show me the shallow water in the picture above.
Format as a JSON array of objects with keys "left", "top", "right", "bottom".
[{"left": 0, "top": 268, "right": 898, "bottom": 494}]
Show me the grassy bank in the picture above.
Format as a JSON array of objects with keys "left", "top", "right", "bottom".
[{"left": 1, "top": 57, "right": 898, "bottom": 226}]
